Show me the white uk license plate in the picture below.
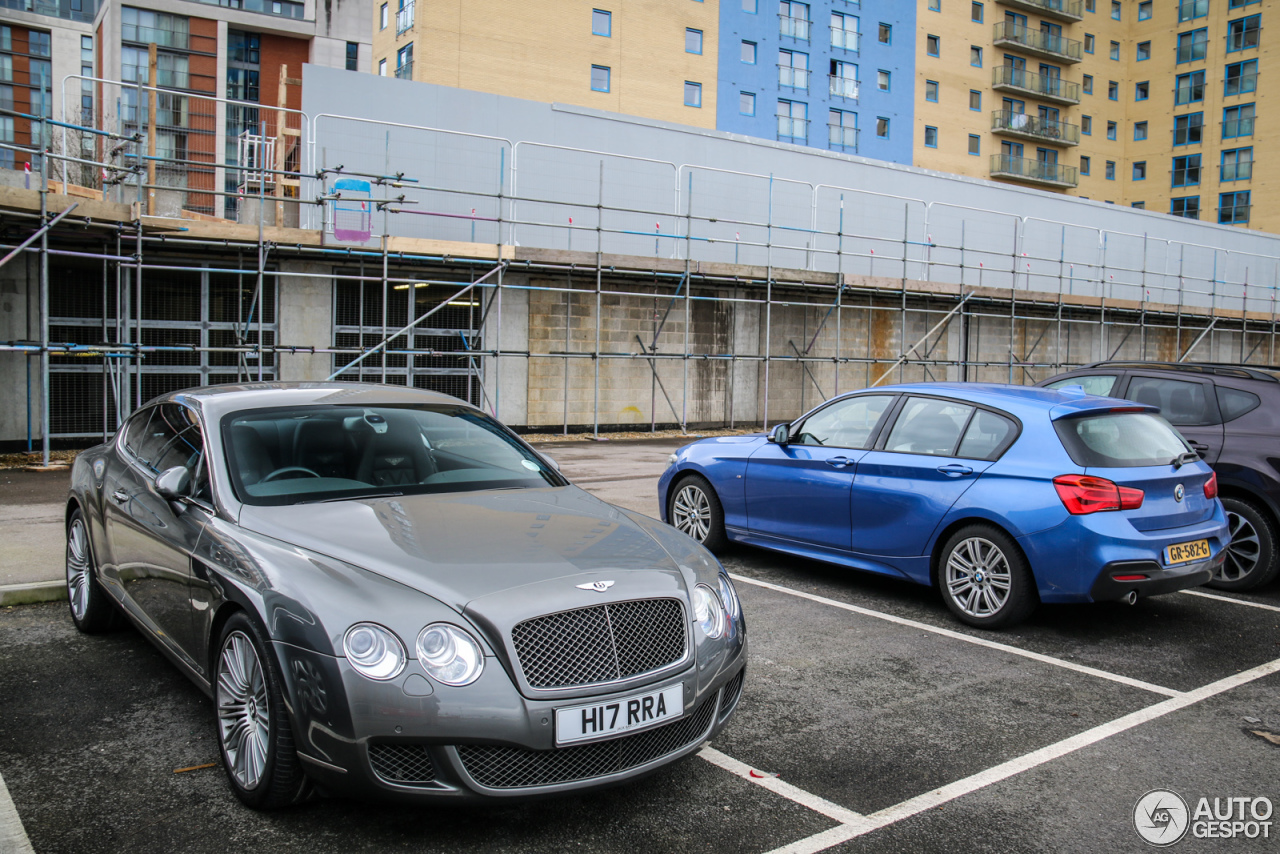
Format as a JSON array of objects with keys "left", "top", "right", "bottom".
[{"left": 555, "top": 685, "right": 684, "bottom": 746}]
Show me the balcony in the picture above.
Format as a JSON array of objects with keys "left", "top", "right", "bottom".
[
  {"left": 828, "top": 124, "right": 858, "bottom": 152},
  {"left": 780, "top": 14, "right": 810, "bottom": 40},
  {"left": 396, "top": 1, "right": 414, "bottom": 35},
  {"left": 996, "top": 0, "right": 1083, "bottom": 22},
  {"left": 777, "top": 115, "right": 808, "bottom": 144},
  {"left": 990, "top": 153, "right": 1078, "bottom": 188},
  {"left": 830, "top": 25, "right": 859, "bottom": 51},
  {"left": 394, "top": 61, "right": 413, "bottom": 80},
  {"left": 991, "top": 110, "right": 1080, "bottom": 145},
  {"left": 991, "top": 65, "right": 1080, "bottom": 105},
  {"left": 779, "top": 65, "right": 809, "bottom": 91},
  {"left": 828, "top": 75, "right": 859, "bottom": 99},
  {"left": 993, "top": 22, "right": 1082, "bottom": 63}
]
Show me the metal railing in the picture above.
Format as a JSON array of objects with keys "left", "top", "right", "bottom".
[
  {"left": 991, "top": 110, "right": 1080, "bottom": 145},
  {"left": 396, "top": 2, "right": 414, "bottom": 35},
  {"left": 1176, "top": 38, "right": 1207, "bottom": 63},
  {"left": 993, "top": 22, "right": 1083, "bottom": 61},
  {"left": 1223, "top": 116, "right": 1255, "bottom": 138},
  {"left": 0, "top": 0, "right": 95, "bottom": 23},
  {"left": 776, "top": 115, "right": 808, "bottom": 143},
  {"left": 828, "top": 123, "right": 858, "bottom": 151},
  {"left": 779, "top": 14, "right": 810, "bottom": 40},
  {"left": 830, "top": 26, "right": 859, "bottom": 51},
  {"left": 989, "top": 153, "right": 1079, "bottom": 186},
  {"left": 778, "top": 65, "right": 809, "bottom": 90},
  {"left": 1227, "top": 23, "right": 1261, "bottom": 52},
  {"left": 395, "top": 61, "right": 414, "bottom": 80},
  {"left": 1177, "top": 0, "right": 1208, "bottom": 21},
  {"left": 1221, "top": 159, "right": 1253, "bottom": 181},
  {"left": 991, "top": 65, "right": 1080, "bottom": 102},
  {"left": 828, "top": 75, "right": 859, "bottom": 99},
  {"left": 996, "top": 0, "right": 1083, "bottom": 19}
]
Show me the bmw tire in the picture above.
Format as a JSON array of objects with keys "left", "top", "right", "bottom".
[
  {"left": 938, "top": 524, "right": 1037, "bottom": 629},
  {"left": 669, "top": 474, "right": 728, "bottom": 553}
]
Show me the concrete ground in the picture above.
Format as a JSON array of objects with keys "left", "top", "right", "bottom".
[{"left": 3, "top": 439, "right": 1280, "bottom": 853}]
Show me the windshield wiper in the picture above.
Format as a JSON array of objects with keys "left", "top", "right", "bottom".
[
  {"left": 1170, "top": 450, "right": 1200, "bottom": 469},
  {"left": 301, "top": 491, "right": 403, "bottom": 504}
]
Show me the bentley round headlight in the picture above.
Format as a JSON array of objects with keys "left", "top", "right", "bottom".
[
  {"left": 416, "top": 623, "right": 485, "bottom": 686},
  {"left": 343, "top": 623, "right": 406, "bottom": 681},
  {"left": 717, "top": 573, "right": 741, "bottom": 622},
  {"left": 693, "top": 584, "right": 725, "bottom": 639}
]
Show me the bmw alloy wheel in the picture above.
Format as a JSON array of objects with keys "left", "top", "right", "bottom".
[
  {"left": 217, "top": 630, "right": 271, "bottom": 790},
  {"left": 672, "top": 483, "right": 712, "bottom": 542},
  {"left": 66, "top": 517, "right": 91, "bottom": 621},
  {"left": 1220, "top": 506, "right": 1262, "bottom": 585},
  {"left": 945, "top": 536, "right": 1012, "bottom": 619}
]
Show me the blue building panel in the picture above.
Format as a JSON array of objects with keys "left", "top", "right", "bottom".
[{"left": 717, "top": 0, "right": 915, "bottom": 165}]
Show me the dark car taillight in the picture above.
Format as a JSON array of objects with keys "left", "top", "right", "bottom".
[
  {"left": 1204, "top": 471, "right": 1218, "bottom": 499},
  {"left": 1053, "top": 474, "right": 1145, "bottom": 514}
]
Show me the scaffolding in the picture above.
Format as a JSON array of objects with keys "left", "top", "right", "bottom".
[{"left": 2, "top": 74, "right": 1279, "bottom": 464}]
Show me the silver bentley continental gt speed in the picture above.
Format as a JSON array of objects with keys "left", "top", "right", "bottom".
[{"left": 65, "top": 382, "right": 746, "bottom": 808}]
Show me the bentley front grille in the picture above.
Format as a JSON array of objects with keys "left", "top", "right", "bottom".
[
  {"left": 511, "top": 598, "right": 687, "bottom": 690},
  {"left": 456, "top": 694, "right": 717, "bottom": 789}
]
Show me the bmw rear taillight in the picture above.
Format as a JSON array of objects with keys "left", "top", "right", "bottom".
[
  {"left": 1053, "top": 474, "right": 1145, "bottom": 514},
  {"left": 1204, "top": 471, "right": 1218, "bottom": 499}
]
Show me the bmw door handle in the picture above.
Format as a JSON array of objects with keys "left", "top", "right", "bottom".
[
  {"left": 111, "top": 489, "right": 130, "bottom": 504},
  {"left": 825, "top": 456, "right": 853, "bottom": 468},
  {"left": 937, "top": 464, "right": 973, "bottom": 477}
]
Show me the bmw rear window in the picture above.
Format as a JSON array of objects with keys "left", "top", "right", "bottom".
[{"left": 1053, "top": 412, "right": 1190, "bottom": 468}]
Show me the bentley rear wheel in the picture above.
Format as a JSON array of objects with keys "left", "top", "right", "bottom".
[{"left": 66, "top": 508, "right": 119, "bottom": 633}]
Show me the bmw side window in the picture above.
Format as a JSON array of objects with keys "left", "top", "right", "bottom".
[
  {"left": 1216, "top": 386, "right": 1261, "bottom": 422},
  {"left": 884, "top": 398, "right": 974, "bottom": 456},
  {"left": 1045, "top": 374, "right": 1117, "bottom": 396},
  {"left": 956, "top": 410, "right": 1017, "bottom": 460},
  {"left": 1126, "top": 377, "right": 1215, "bottom": 425},
  {"left": 793, "top": 395, "right": 894, "bottom": 448}
]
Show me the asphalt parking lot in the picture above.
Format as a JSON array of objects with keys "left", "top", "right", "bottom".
[{"left": 2, "top": 438, "right": 1279, "bottom": 853}]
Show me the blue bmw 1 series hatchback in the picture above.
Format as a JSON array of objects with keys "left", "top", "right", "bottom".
[{"left": 658, "top": 383, "right": 1229, "bottom": 628}]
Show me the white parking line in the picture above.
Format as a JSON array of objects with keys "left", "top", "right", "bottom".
[
  {"left": 730, "top": 574, "right": 1183, "bottom": 697},
  {"left": 756, "top": 655, "right": 1280, "bottom": 854},
  {"left": 698, "top": 747, "right": 867, "bottom": 826},
  {"left": 0, "top": 770, "right": 35, "bottom": 854},
  {"left": 1181, "top": 589, "right": 1280, "bottom": 613}
]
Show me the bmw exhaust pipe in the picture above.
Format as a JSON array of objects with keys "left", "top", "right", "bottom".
[{"left": 1124, "top": 590, "right": 1138, "bottom": 605}]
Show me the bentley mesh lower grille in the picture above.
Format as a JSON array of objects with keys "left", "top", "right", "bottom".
[
  {"left": 718, "top": 669, "right": 745, "bottom": 718},
  {"left": 456, "top": 694, "right": 717, "bottom": 789},
  {"left": 511, "top": 598, "right": 687, "bottom": 689},
  {"left": 369, "top": 743, "right": 437, "bottom": 785}
]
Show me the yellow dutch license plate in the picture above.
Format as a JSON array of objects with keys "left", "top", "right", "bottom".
[{"left": 1165, "top": 539, "right": 1210, "bottom": 565}]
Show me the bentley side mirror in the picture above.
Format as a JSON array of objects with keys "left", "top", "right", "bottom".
[
  {"left": 543, "top": 455, "right": 561, "bottom": 471},
  {"left": 155, "top": 466, "right": 192, "bottom": 502},
  {"left": 768, "top": 423, "right": 790, "bottom": 445}
]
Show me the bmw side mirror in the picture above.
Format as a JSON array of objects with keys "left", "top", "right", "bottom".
[
  {"left": 768, "top": 423, "right": 790, "bottom": 445},
  {"left": 155, "top": 466, "right": 192, "bottom": 502}
]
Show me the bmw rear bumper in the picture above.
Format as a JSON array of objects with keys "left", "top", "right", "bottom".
[{"left": 1088, "top": 551, "right": 1223, "bottom": 602}]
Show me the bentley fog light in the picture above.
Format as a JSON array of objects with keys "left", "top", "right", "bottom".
[
  {"left": 693, "top": 584, "right": 725, "bottom": 639},
  {"left": 417, "top": 623, "right": 485, "bottom": 686},
  {"left": 343, "top": 623, "right": 406, "bottom": 681}
]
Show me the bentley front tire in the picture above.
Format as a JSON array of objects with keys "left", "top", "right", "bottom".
[{"left": 65, "top": 508, "right": 119, "bottom": 633}]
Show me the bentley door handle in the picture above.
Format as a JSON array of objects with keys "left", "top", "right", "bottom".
[{"left": 111, "top": 489, "right": 129, "bottom": 504}]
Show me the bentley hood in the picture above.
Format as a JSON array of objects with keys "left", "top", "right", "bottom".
[{"left": 236, "top": 486, "right": 688, "bottom": 610}]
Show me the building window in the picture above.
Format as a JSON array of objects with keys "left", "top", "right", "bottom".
[
  {"left": 1111, "top": 1, "right": 1121, "bottom": 19},
  {"left": 1082, "top": 74, "right": 1093, "bottom": 94},
  {"left": 1108, "top": 80, "right": 1118, "bottom": 100},
  {"left": 1223, "top": 103, "right": 1255, "bottom": 138},
  {"left": 1133, "top": 161, "right": 1146, "bottom": 180},
  {"left": 779, "top": 49, "right": 808, "bottom": 89},
  {"left": 1085, "top": 0, "right": 1094, "bottom": 11},
  {"left": 1178, "top": 0, "right": 1208, "bottom": 21},
  {"left": 969, "top": 89, "right": 981, "bottom": 110},
  {"left": 591, "top": 65, "right": 610, "bottom": 92},
  {"left": 395, "top": 43, "right": 413, "bottom": 79},
  {"left": 1105, "top": 160, "right": 1115, "bottom": 179},
  {"left": 1225, "top": 60, "right": 1258, "bottom": 96},
  {"left": 970, "top": 45, "right": 982, "bottom": 66},
  {"left": 926, "top": 80, "right": 939, "bottom": 102},
  {"left": 1135, "top": 81, "right": 1149, "bottom": 100},
  {"left": 1174, "top": 113, "right": 1204, "bottom": 145},
  {"left": 778, "top": 98, "right": 807, "bottom": 141},
  {"left": 829, "top": 108, "right": 857, "bottom": 150},
  {"left": 1084, "top": 33, "right": 1095, "bottom": 53},
  {"left": 1171, "top": 196, "right": 1200, "bottom": 218},
  {"left": 1132, "top": 201, "right": 1145, "bottom": 209},
  {"left": 378, "top": 58, "right": 386, "bottom": 76},
  {"left": 1177, "top": 28, "right": 1208, "bottom": 62},
  {"left": 1081, "top": 115, "right": 1092, "bottom": 134},
  {"left": 379, "top": 2, "right": 387, "bottom": 28},
  {"left": 1229, "top": 0, "right": 1261, "bottom": 6},
  {"left": 743, "top": 0, "right": 757, "bottom": 12},
  {"left": 1221, "top": 147, "right": 1253, "bottom": 181},
  {"left": 684, "top": 81, "right": 702, "bottom": 106},
  {"left": 1173, "top": 153, "right": 1202, "bottom": 186},
  {"left": 972, "top": 2, "right": 983, "bottom": 22},
  {"left": 830, "top": 12, "right": 857, "bottom": 50},
  {"left": 345, "top": 42, "right": 358, "bottom": 71},
  {"left": 1220, "top": 190, "right": 1250, "bottom": 223},
  {"left": 780, "top": 1, "right": 811, "bottom": 39},
  {"left": 1109, "top": 40, "right": 1119, "bottom": 60},
  {"left": 927, "top": 34, "right": 940, "bottom": 56},
  {"left": 1107, "top": 120, "right": 1116, "bottom": 140},
  {"left": 686, "top": 28, "right": 703, "bottom": 53},
  {"left": 593, "top": 9, "right": 611, "bottom": 36},
  {"left": 1134, "top": 121, "right": 1147, "bottom": 140},
  {"left": 1138, "top": 1, "right": 1152, "bottom": 19},
  {"left": 924, "top": 125, "right": 938, "bottom": 147},
  {"left": 879, "top": 23, "right": 891, "bottom": 44},
  {"left": 1228, "top": 15, "right": 1261, "bottom": 52},
  {"left": 1080, "top": 155, "right": 1091, "bottom": 175},
  {"left": 1175, "top": 71, "right": 1205, "bottom": 104},
  {"left": 929, "top": 0, "right": 940, "bottom": 10},
  {"left": 876, "top": 116, "right": 889, "bottom": 138},
  {"left": 742, "top": 41, "right": 756, "bottom": 63},
  {"left": 740, "top": 91, "right": 756, "bottom": 115},
  {"left": 878, "top": 69, "right": 890, "bottom": 91},
  {"left": 1136, "top": 41, "right": 1150, "bottom": 61},
  {"left": 968, "top": 134, "right": 980, "bottom": 155}
]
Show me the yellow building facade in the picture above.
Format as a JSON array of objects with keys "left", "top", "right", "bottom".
[
  {"left": 916, "top": 0, "right": 1274, "bottom": 231},
  {"left": 371, "top": 0, "right": 719, "bottom": 129}
]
